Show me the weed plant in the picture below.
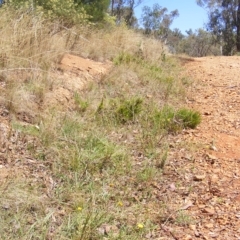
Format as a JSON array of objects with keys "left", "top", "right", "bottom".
[
  {"left": 176, "top": 108, "right": 201, "bottom": 129},
  {"left": 115, "top": 98, "right": 142, "bottom": 124},
  {"left": 152, "top": 106, "right": 201, "bottom": 133}
]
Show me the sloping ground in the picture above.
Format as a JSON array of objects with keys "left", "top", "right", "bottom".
[
  {"left": 42, "top": 54, "right": 112, "bottom": 110},
  {"left": 0, "top": 54, "right": 111, "bottom": 180},
  {"left": 1, "top": 54, "right": 240, "bottom": 239},
  {"left": 179, "top": 56, "right": 240, "bottom": 239}
]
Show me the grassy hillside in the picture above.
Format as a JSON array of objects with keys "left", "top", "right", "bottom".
[{"left": 0, "top": 7, "right": 200, "bottom": 239}]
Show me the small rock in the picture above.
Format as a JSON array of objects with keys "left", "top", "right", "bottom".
[
  {"left": 105, "top": 225, "right": 111, "bottom": 234},
  {"left": 169, "top": 183, "right": 176, "bottom": 191},
  {"left": 209, "top": 232, "right": 219, "bottom": 238},
  {"left": 2, "top": 203, "right": 10, "bottom": 209},
  {"left": 97, "top": 227, "right": 105, "bottom": 235},
  {"left": 193, "top": 173, "right": 206, "bottom": 181},
  {"left": 189, "top": 224, "right": 196, "bottom": 231},
  {"left": 204, "top": 111, "right": 211, "bottom": 115},
  {"left": 195, "top": 231, "right": 200, "bottom": 237},
  {"left": 184, "top": 234, "right": 193, "bottom": 240},
  {"left": 205, "top": 223, "right": 214, "bottom": 228},
  {"left": 184, "top": 154, "right": 192, "bottom": 160},
  {"left": 145, "top": 232, "right": 155, "bottom": 239},
  {"left": 203, "top": 235, "right": 210, "bottom": 240},
  {"left": 210, "top": 145, "right": 218, "bottom": 151},
  {"left": 202, "top": 207, "right": 215, "bottom": 215},
  {"left": 207, "top": 154, "right": 218, "bottom": 160},
  {"left": 181, "top": 200, "right": 193, "bottom": 210}
]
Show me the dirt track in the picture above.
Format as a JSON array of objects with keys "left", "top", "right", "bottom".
[
  {"left": 186, "top": 56, "right": 240, "bottom": 159},
  {"left": 182, "top": 56, "right": 240, "bottom": 239}
]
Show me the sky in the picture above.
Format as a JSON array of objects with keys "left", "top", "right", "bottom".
[{"left": 135, "top": 0, "right": 208, "bottom": 34}]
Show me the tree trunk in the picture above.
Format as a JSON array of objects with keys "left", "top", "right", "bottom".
[
  {"left": 236, "top": 0, "right": 240, "bottom": 51},
  {"left": 111, "top": 0, "right": 114, "bottom": 15}
]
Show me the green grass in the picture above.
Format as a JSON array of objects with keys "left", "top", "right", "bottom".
[
  {"left": 176, "top": 108, "right": 201, "bottom": 129},
  {"left": 175, "top": 211, "right": 193, "bottom": 226},
  {"left": 74, "top": 92, "right": 89, "bottom": 112},
  {"left": 151, "top": 106, "right": 201, "bottom": 133},
  {"left": 115, "top": 97, "right": 142, "bottom": 124}
]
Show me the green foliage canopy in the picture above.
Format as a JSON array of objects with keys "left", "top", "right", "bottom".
[
  {"left": 78, "top": 0, "right": 110, "bottom": 22},
  {"left": 141, "top": 3, "right": 179, "bottom": 41},
  {"left": 5, "top": 0, "right": 110, "bottom": 24},
  {"left": 197, "top": 0, "right": 240, "bottom": 55}
]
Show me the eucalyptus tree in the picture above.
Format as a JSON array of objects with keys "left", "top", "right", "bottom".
[
  {"left": 79, "top": 0, "right": 111, "bottom": 22},
  {"left": 4, "top": 0, "right": 110, "bottom": 23},
  {"left": 141, "top": 3, "right": 179, "bottom": 42},
  {"left": 197, "top": 0, "right": 240, "bottom": 55},
  {"left": 110, "top": 0, "right": 142, "bottom": 27},
  {"left": 180, "top": 28, "right": 219, "bottom": 56}
]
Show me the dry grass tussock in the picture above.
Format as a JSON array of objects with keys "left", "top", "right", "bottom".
[
  {"left": 0, "top": 7, "right": 201, "bottom": 240},
  {"left": 72, "top": 25, "right": 168, "bottom": 63},
  {"left": 0, "top": 7, "right": 168, "bottom": 119},
  {"left": 0, "top": 7, "right": 73, "bottom": 116}
]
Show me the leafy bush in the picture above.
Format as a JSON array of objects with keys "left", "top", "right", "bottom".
[
  {"left": 82, "top": 0, "right": 110, "bottom": 22},
  {"left": 113, "top": 52, "right": 163, "bottom": 73},
  {"left": 152, "top": 106, "right": 201, "bottom": 133},
  {"left": 175, "top": 108, "right": 201, "bottom": 129},
  {"left": 96, "top": 97, "right": 143, "bottom": 124},
  {"left": 115, "top": 98, "right": 142, "bottom": 124},
  {"left": 70, "top": 135, "right": 126, "bottom": 173},
  {"left": 152, "top": 106, "right": 177, "bottom": 132},
  {"left": 113, "top": 52, "right": 141, "bottom": 65},
  {"left": 74, "top": 92, "right": 89, "bottom": 112},
  {"left": 7, "top": 0, "right": 89, "bottom": 25}
]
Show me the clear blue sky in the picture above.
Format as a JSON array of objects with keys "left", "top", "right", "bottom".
[{"left": 135, "top": 0, "right": 208, "bottom": 34}]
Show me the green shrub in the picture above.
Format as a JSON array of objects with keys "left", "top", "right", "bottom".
[
  {"left": 7, "top": 0, "right": 89, "bottom": 25},
  {"left": 82, "top": 0, "right": 110, "bottom": 22},
  {"left": 113, "top": 52, "right": 163, "bottom": 75},
  {"left": 74, "top": 92, "right": 89, "bottom": 113},
  {"left": 115, "top": 98, "right": 142, "bottom": 124},
  {"left": 113, "top": 52, "right": 139, "bottom": 65},
  {"left": 70, "top": 136, "right": 127, "bottom": 173},
  {"left": 152, "top": 106, "right": 201, "bottom": 133},
  {"left": 175, "top": 108, "right": 201, "bottom": 129},
  {"left": 152, "top": 106, "right": 176, "bottom": 132}
]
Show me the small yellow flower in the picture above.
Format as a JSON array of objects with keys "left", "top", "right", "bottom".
[
  {"left": 77, "top": 207, "right": 82, "bottom": 211},
  {"left": 117, "top": 201, "right": 123, "bottom": 207},
  {"left": 137, "top": 223, "right": 144, "bottom": 229}
]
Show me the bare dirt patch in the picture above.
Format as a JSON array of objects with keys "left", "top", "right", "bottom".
[
  {"left": 185, "top": 56, "right": 240, "bottom": 159},
  {"left": 42, "top": 54, "right": 112, "bottom": 111},
  {"left": 59, "top": 53, "right": 111, "bottom": 77}
]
